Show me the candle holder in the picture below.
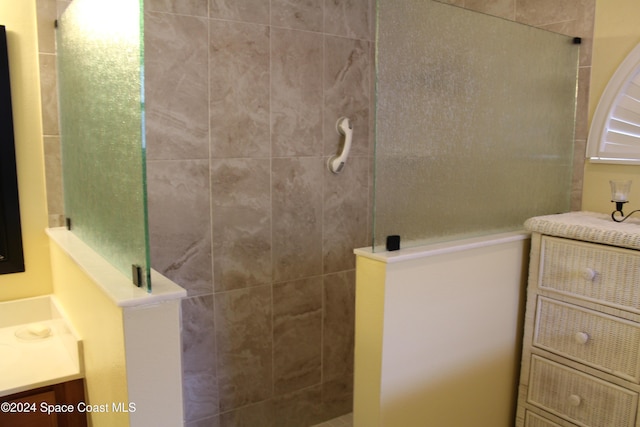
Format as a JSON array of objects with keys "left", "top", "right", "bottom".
[{"left": 610, "top": 180, "right": 640, "bottom": 222}]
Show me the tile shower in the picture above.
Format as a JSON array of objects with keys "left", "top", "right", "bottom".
[
  {"left": 35, "top": 0, "right": 594, "bottom": 426},
  {"left": 144, "top": 1, "right": 373, "bottom": 426}
]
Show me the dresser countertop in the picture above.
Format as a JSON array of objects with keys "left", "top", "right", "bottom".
[{"left": 525, "top": 211, "right": 640, "bottom": 250}]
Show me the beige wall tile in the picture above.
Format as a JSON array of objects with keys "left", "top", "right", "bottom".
[
  {"left": 215, "top": 286, "right": 273, "bottom": 411},
  {"left": 322, "top": 271, "right": 355, "bottom": 382},
  {"left": 182, "top": 295, "right": 219, "bottom": 423},
  {"left": 145, "top": 12, "right": 209, "bottom": 160},
  {"left": 273, "top": 277, "right": 323, "bottom": 395},
  {"left": 271, "top": 28, "right": 324, "bottom": 157},
  {"left": 323, "top": 157, "right": 368, "bottom": 274},
  {"left": 219, "top": 400, "right": 274, "bottom": 427},
  {"left": 209, "top": 20, "right": 270, "bottom": 159},
  {"left": 36, "top": 0, "right": 57, "bottom": 54},
  {"left": 210, "top": 0, "right": 269, "bottom": 24},
  {"left": 39, "top": 53, "right": 59, "bottom": 135},
  {"left": 145, "top": 0, "right": 208, "bottom": 16},
  {"left": 273, "top": 386, "right": 324, "bottom": 427},
  {"left": 272, "top": 0, "right": 323, "bottom": 32},
  {"left": 323, "top": 36, "right": 370, "bottom": 157},
  {"left": 466, "top": 0, "right": 515, "bottom": 20},
  {"left": 516, "top": 0, "right": 581, "bottom": 26},
  {"left": 324, "top": 0, "right": 372, "bottom": 40},
  {"left": 272, "top": 157, "right": 324, "bottom": 282},
  {"left": 147, "top": 159, "right": 213, "bottom": 296},
  {"left": 211, "top": 159, "right": 272, "bottom": 292},
  {"left": 576, "top": 66, "right": 591, "bottom": 142},
  {"left": 43, "top": 136, "right": 64, "bottom": 226},
  {"left": 186, "top": 415, "right": 221, "bottom": 427}
]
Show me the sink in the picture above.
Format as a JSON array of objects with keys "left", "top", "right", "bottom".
[{"left": 0, "top": 295, "right": 82, "bottom": 397}]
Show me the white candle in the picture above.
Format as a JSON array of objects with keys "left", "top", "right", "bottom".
[{"left": 614, "top": 191, "right": 628, "bottom": 202}]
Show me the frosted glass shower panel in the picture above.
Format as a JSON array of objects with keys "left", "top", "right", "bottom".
[
  {"left": 373, "top": 1, "right": 579, "bottom": 249},
  {"left": 57, "top": 0, "right": 150, "bottom": 289}
]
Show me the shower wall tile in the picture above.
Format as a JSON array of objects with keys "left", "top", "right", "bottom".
[
  {"left": 209, "top": 20, "right": 270, "bottom": 159},
  {"left": 271, "top": 28, "right": 324, "bottom": 157},
  {"left": 211, "top": 158, "right": 272, "bottom": 292},
  {"left": 43, "top": 136, "right": 65, "bottom": 227},
  {"left": 322, "top": 271, "right": 355, "bottom": 383},
  {"left": 273, "top": 386, "right": 324, "bottom": 427},
  {"left": 145, "top": 12, "right": 209, "bottom": 160},
  {"left": 323, "top": 157, "right": 368, "bottom": 273},
  {"left": 437, "top": 0, "right": 465, "bottom": 6},
  {"left": 182, "top": 295, "right": 219, "bottom": 423},
  {"left": 147, "top": 159, "right": 213, "bottom": 296},
  {"left": 219, "top": 400, "right": 274, "bottom": 427},
  {"left": 38, "top": 0, "right": 64, "bottom": 227},
  {"left": 145, "top": 0, "right": 208, "bottom": 16},
  {"left": 272, "top": 157, "right": 324, "bottom": 282},
  {"left": 576, "top": 66, "right": 591, "bottom": 141},
  {"left": 516, "top": 0, "right": 582, "bottom": 27},
  {"left": 56, "top": 1, "right": 71, "bottom": 16},
  {"left": 533, "top": 0, "right": 595, "bottom": 67},
  {"left": 324, "top": 0, "right": 372, "bottom": 41},
  {"left": 215, "top": 286, "right": 273, "bottom": 411},
  {"left": 272, "top": 0, "right": 323, "bottom": 32},
  {"left": 186, "top": 416, "right": 221, "bottom": 427},
  {"left": 39, "top": 54, "right": 59, "bottom": 135},
  {"left": 37, "top": 0, "right": 57, "bottom": 54},
  {"left": 323, "top": 36, "right": 371, "bottom": 157},
  {"left": 273, "top": 277, "right": 323, "bottom": 395},
  {"left": 320, "top": 376, "right": 353, "bottom": 420},
  {"left": 318, "top": 276, "right": 355, "bottom": 422},
  {"left": 579, "top": 0, "right": 596, "bottom": 66},
  {"left": 465, "top": 0, "right": 515, "bottom": 20},
  {"left": 572, "top": 138, "right": 586, "bottom": 211},
  {"left": 209, "top": 0, "right": 269, "bottom": 24}
]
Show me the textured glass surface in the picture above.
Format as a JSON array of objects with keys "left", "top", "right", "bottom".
[
  {"left": 373, "top": 0, "right": 579, "bottom": 250},
  {"left": 57, "top": 0, "right": 150, "bottom": 289}
]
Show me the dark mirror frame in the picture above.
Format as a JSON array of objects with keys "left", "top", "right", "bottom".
[{"left": 0, "top": 25, "right": 25, "bottom": 274}]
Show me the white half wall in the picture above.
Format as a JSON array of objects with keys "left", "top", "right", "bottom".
[{"left": 354, "top": 232, "right": 530, "bottom": 427}]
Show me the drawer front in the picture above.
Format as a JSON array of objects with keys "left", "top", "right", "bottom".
[
  {"left": 534, "top": 297, "right": 640, "bottom": 383},
  {"left": 540, "top": 237, "right": 640, "bottom": 312},
  {"left": 525, "top": 411, "right": 575, "bottom": 427},
  {"left": 528, "top": 355, "right": 638, "bottom": 427}
]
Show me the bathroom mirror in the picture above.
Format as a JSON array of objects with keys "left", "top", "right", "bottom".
[{"left": 0, "top": 25, "right": 25, "bottom": 274}]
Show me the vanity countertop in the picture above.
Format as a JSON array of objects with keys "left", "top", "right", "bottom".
[
  {"left": 525, "top": 211, "right": 640, "bottom": 250},
  {"left": 0, "top": 295, "right": 83, "bottom": 397}
]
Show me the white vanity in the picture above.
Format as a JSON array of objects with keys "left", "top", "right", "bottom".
[
  {"left": 0, "top": 295, "right": 82, "bottom": 397},
  {"left": 516, "top": 211, "right": 640, "bottom": 427},
  {"left": 0, "top": 295, "right": 85, "bottom": 426}
]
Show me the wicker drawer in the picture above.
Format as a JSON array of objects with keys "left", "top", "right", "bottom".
[
  {"left": 528, "top": 355, "right": 638, "bottom": 427},
  {"left": 525, "top": 411, "right": 576, "bottom": 427},
  {"left": 539, "top": 237, "right": 640, "bottom": 312},
  {"left": 534, "top": 297, "right": 640, "bottom": 383}
]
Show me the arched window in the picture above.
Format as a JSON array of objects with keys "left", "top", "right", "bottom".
[{"left": 588, "top": 42, "right": 640, "bottom": 164}]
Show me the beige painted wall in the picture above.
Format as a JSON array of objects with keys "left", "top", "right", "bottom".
[
  {"left": 0, "top": 0, "right": 53, "bottom": 301},
  {"left": 582, "top": 0, "right": 640, "bottom": 213},
  {"left": 49, "top": 239, "right": 130, "bottom": 427}
]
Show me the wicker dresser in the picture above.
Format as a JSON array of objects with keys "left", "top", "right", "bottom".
[{"left": 516, "top": 211, "right": 640, "bottom": 427}]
